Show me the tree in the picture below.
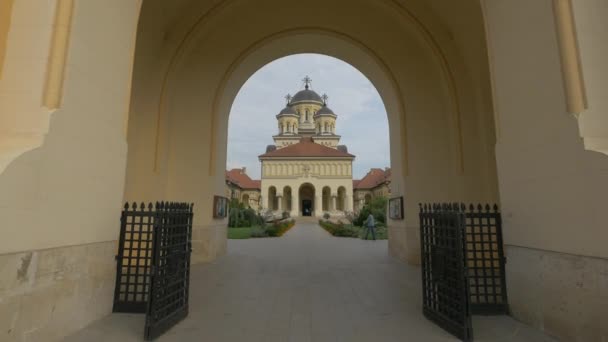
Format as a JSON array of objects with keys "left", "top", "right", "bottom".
[{"left": 354, "top": 196, "right": 387, "bottom": 226}]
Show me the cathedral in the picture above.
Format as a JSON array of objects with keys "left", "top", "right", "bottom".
[
  {"left": 225, "top": 77, "right": 392, "bottom": 217},
  {"left": 258, "top": 77, "right": 355, "bottom": 217}
]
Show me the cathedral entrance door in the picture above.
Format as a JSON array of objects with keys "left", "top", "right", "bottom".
[{"left": 302, "top": 200, "right": 312, "bottom": 216}]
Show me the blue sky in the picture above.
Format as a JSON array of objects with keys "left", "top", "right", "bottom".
[{"left": 226, "top": 54, "right": 390, "bottom": 180}]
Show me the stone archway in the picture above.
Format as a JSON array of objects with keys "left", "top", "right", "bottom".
[
  {"left": 2, "top": 1, "right": 607, "bottom": 340},
  {"left": 268, "top": 186, "right": 277, "bottom": 211},
  {"left": 299, "top": 183, "right": 315, "bottom": 216}
]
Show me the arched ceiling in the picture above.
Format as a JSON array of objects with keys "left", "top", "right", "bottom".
[{"left": 137, "top": 0, "right": 489, "bottom": 83}]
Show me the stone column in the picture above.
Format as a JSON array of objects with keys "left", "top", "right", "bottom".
[
  {"left": 277, "top": 195, "right": 282, "bottom": 212},
  {"left": 292, "top": 190, "right": 299, "bottom": 217},
  {"left": 331, "top": 195, "right": 337, "bottom": 212},
  {"left": 315, "top": 195, "right": 322, "bottom": 217}
]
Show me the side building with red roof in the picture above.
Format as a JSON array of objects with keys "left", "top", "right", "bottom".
[
  {"left": 225, "top": 167, "right": 261, "bottom": 210},
  {"left": 352, "top": 167, "right": 392, "bottom": 212}
]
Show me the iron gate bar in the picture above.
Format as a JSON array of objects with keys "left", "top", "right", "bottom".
[
  {"left": 113, "top": 202, "right": 154, "bottom": 313},
  {"left": 420, "top": 203, "right": 473, "bottom": 341},
  {"left": 419, "top": 202, "right": 509, "bottom": 342},
  {"left": 144, "top": 202, "right": 193, "bottom": 341},
  {"left": 464, "top": 204, "right": 508, "bottom": 315}
]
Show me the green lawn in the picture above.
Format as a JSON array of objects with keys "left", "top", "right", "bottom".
[{"left": 227, "top": 227, "right": 253, "bottom": 239}]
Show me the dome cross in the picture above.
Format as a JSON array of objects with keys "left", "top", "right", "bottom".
[
  {"left": 322, "top": 93, "right": 329, "bottom": 105},
  {"left": 285, "top": 93, "right": 292, "bottom": 105},
  {"left": 302, "top": 75, "right": 312, "bottom": 89}
]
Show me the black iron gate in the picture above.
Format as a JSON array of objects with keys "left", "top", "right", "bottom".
[
  {"left": 144, "top": 202, "right": 193, "bottom": 340},
  {"left": 463, "top": 204, "right": 508, "bottom": 315},
  {"left": 419, "top": 203, "right": 508, "bottom": 342},
  {"left": 420, "top": 203, "right": 472, "bottom": 341},
  {"left": 113, "top": 202, "right": 193, "bottom": 340}
]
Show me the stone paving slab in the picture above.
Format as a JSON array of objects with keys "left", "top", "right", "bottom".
[{"left": 62, "top": 221, "right": 555, "bottom": 342}]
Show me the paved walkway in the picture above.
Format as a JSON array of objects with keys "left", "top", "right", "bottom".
[{"left": 63, "top": 221, "right": 553, "bottom": 342}]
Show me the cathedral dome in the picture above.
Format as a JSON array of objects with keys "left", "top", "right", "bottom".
[
  {"left": 278, "top": 106, "right": 297, "bottom": 115},
  {"left": 291, "top": 88, "right": 324, "bottom": 104},
  {"left": 316, "top": 105, "right": 335, "bottom": 115}
]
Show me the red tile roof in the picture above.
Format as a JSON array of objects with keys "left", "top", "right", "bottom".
[
  {"left": 353, "top": 168, "right": 391, "bottom": 190},
  {"left": 259, "top": 137, "right": 354, "bottom": 158},
  {"left": 225, "top": 168, "right": 261, "bottom": 190}
]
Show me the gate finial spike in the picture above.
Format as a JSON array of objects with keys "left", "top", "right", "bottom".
[
  {"left": 477, "top": 203, "right": 483, "bottom": 212},
  {"left": 140, "top": 202, "right": 145, "bottom": 210},
  {"left": 148, "top": 202, "right": 153, "bottom": 211},
  {"left": 124, "top": 202, "right": 129, "bottom": 210},
  {"left": 493, "top": 203, "right": 499, "bottom": 212},
  {"left": 485, "top": 204, "right": 491, "bottom": 212},
  {"left": 468, "top": 203, "right": 474, "bottom": 212},
  {"left": 131, "top": 202, "right": 137, "bottom": 210}
]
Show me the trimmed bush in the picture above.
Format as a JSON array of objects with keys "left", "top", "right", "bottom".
[
  {"left": 266, "top": 219, "right": 295, "bottom": 237},
  {"left": 228, "top": 205, "right": 264, "bottom": 228},
  {"left": 319, "top": 220, "right": 359, "bottom": 238},
  {"left": 323, "top": 212, "right": 331, "bottom": 219},
  {"left": 250, "top": 226, "right": 268, "bottom": 238},
  {"left": 319, "top": 219, "right": 388, "bottom": 240}
]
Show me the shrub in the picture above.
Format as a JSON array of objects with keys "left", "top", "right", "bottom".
[
  {"left": 319, "top": 220, "right": 358, "bottom": 238},
  {"left": 250, "top": 226, "right": 268, "bottom": 238},
  {"left": 228, "top": 207, "right": 240, "bottom": 227},
  {"left": 344, "top": 211, "right": 355, "bottom": 224},
  {"left": 354, "top": 196, "right": 387, "bottom": 226},
  {"left": 264, "top": 219, "right": 295, "bottom": 237},
  {"left": 282, "top": 211, "right": 290, "bottom": 219},
  {"left": 323, "top": 212, "right": 331, "bottom": 220},
  {"left": 228, "top": 206, "right": 262, "bottom": 228},
  {"left": 265, "top": 224, "right": 279, "bottom": 237}
]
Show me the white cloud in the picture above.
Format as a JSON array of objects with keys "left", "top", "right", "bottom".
[{"left": 227, "top": 54, "right": 390, "bottom": 180}]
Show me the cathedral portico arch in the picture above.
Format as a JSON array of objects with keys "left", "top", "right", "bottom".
[{"left": 298, "top": 183, "right": 316, "bottom": 217}]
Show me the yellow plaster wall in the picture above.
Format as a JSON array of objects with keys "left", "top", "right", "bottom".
[
  {"left": 262, "top": 160, "right": 352, "bottom": 178},
  {"left": 569, "top": 0, "right": 608, "bottom": 155},
  {"left": 483, "top": 0, "right": 608, "bottom": 259},
  {"left": 0, "top": 0, "right": 14, "bottom": 79},
  {"left": 0, "top": 0, "right": 142, "bottom": 254}
]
